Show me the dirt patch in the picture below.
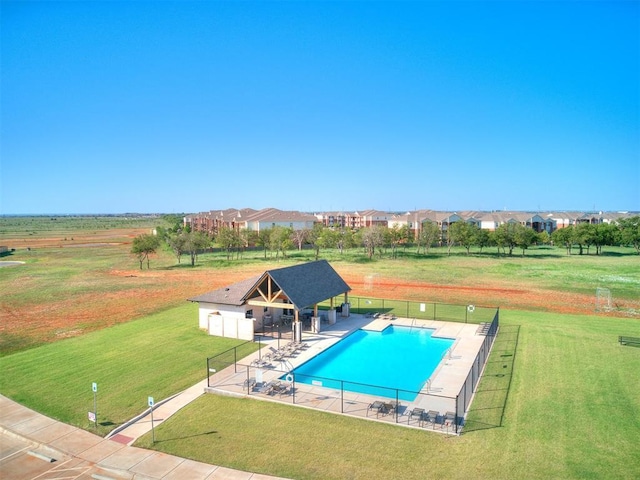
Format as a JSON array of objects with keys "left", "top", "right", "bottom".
[
  {"left": 2, "top": 233, "right": 637, "bottom": 353},
  {"left": 4, "top": 228, "right": 148, "bottom": 250}
]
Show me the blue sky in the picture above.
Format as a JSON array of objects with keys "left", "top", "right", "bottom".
[{"left": 1, "top": 1, "right": 638, "bottom": 215}]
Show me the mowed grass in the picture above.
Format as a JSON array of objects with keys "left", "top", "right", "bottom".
[
  {"left": 0, "top": 302, "right": 258, "bottom": 436},
  {"left": 1, "top": 285, "right": 639, "bottom": 477},
  {"left": 129, "top": 309, "right": 640, "bottom": 480},
  {"left": 2, "top": 219, "right": 640, "bottom": 478},
  {"left": 3, "top": 302, "right": 639, "bottom": 478}
]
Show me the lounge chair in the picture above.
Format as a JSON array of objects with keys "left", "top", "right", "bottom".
[
  {"left": 271, "top": 381, "right": 291, "bottom": 397},
  {"left": 268, "top": 346, "right": 284, "bottom": 361},
  {"left": 367, "top": 400, "right": 385, "bottom": 417},
  {"left": 425, "top": 410, "right": 439, "bottom": 428},
  {"left": 444, "top": 411, "right": 456, "bottom": 431},
  {"left": 381, "top": 401, "right": 401, "bottom": 416},
  {"left": 250, "top": 357, "right": 270, "bottom": 368},
  {"left": 407, "top": 407, "right": 425, "bottom": 426},
  {"left": 243, "top": 376, "right": 256, "bottom": 391},
  {"left": 255, "top": 380, "right": 274, "bottom": 394}
]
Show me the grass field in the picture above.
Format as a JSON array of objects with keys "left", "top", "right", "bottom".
[
  {"left": 132, "top": 310, "right": 640, "bottom": 480},
  {"left": 0, "top": 302, "right": 258, "bottom": 436},
  {"left": 1, "top": 217, "right": 640, "bottom": 478}
]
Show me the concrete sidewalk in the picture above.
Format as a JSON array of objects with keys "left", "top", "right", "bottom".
[
  {"left": 0, "top": 394, "right": 288, "bottom": 480},
  {"left": 106, "top": 379, "right": 209, "bottom": 445}
]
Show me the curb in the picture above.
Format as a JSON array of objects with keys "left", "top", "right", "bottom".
[{"left": 105, "top": 391, "right": 181, "bottom": 440}]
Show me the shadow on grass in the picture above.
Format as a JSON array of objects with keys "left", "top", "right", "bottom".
[
  {"left": 461, "top": 324, "right": 520, "bottom": 434},
  {"left": 153, "top": 430, "right": 218, "bottom": 444}
]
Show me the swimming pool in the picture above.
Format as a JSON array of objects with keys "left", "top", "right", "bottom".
[{"left": 290, "top": 325, "right": 454, "bottom": 401}]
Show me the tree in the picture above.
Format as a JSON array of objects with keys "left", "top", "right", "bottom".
[
  {"left": 475, "top": 228, "right": 492, "bottom": 253},
  {"left": 572, "top": 223, "right": 592, "bottom": 255},
  {"left": 552, "top": 226, "right": 574, "bottom": 255},
  {"left": 361, "top": 226, "right": 385, "bottom": 259},
  {"left": 315, "top": 227, "right": 338, "bottom": 260},
  {"left": 449, "top": 221, "right": 478, "bottom": 255},
  {"left": 292, "top": 228, "right": 309, "bottom": 251},
  {"left": 514, "top": 224, "right": 538, "bottom": 256},
  {"left": 591, "top": 223, "right": 617, "bottom": 255},
  {"left": 185, "top": 231, "right": 211, "bottom": 266},
  {"left": 131, "top": 233, "right": 161, "bottom": 269},
  {"left": 335, "top": 227, "right": 355, "bottom": 254},
  {"left": 269, "top": 226, "right": 293, "bottom": 260},
  {"left": 160, "top": 214, "right": 185, "bottom": 233},
  {"left": 417, "top": 222, "right": 440, "bottom": 254},
  {"left": 306, "top": 224, "right": 325, "bottom": 261},
  {"left": 493, "top": 223, "right": 518, "bottom": 256},
  {"left": 217, "top": 227, "right": 241, "bottom": 260},
  {"left": 388, "top": 225, "right": 406, "bottom": 259},
  {"left": 537, "top": 230, "right": 550, "bottom": 246},
  {"left": 256, "top": 229, "right": 272, "bottom": 259},
  {"left": 166, "top": 232, "right": 187, "bottom": 264},
  {"left": 618, "top": 216, "right": 640, "bottom": 254},
  {"left": 239, "top": 228, "right": 257, "bottom": 259}
]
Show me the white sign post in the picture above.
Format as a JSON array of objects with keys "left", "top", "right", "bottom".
[
  {"left": 148, "top": 396, "right": 155, "bottom": 443},
  {"left": 90, "top": 382, "right": 98, "bottom": 429}
]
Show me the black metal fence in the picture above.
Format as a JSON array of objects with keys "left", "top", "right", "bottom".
[
  {"left": 455, "top": 311, "right": 499, "bottom": 422},
  {"left": 318, "top": 295, "right": 497, "bottom": 325},
  {"left": 206, "top": 343, "right": 251, "bottom": 387},
  {"left": 206, "top": 302, "right": 500, "bottom": 434}
]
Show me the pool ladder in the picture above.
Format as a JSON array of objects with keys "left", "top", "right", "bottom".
[{"left": 280, "top": 358, "right": 294, "bottom": 373}]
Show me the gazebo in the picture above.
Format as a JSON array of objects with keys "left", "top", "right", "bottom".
[{"left": 189, "top": 260, "right": 351, "bottom": 342}]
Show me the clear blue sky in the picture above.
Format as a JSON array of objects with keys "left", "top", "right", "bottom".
[{"left": 1, "top": 1, "right": 638, "bottom": 215}]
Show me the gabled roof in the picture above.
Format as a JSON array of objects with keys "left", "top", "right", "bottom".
[
  {"left": 245, "top": 208, "right": 317, "bottom": 223},
  {"left": 263, "top": 260, "right": 351, "bottom": 310},
  {"left": 188, "top": 275, "right": 262, "bottom": 306},
  {"left": 188, "top": 260, "right": 351, "bottom": 311}
]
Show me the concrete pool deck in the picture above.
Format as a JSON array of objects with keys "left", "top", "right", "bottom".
[{"left": 206, "top": 313, "right": 492, "bottom": 433}]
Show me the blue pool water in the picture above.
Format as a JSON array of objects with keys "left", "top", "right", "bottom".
[{"left": 291, "top": 325, "right": 454, "bottom": 401}]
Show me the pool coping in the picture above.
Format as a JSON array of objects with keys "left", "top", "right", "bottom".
[{"left": 205, "top": 313, "right": 490, "bottom": 433}]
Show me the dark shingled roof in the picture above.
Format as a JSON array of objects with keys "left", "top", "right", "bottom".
[
  {"left": 188, "top": 260, "right": 350, "bottom": 310},
  {"left": 263, "top": 260, "right": 351, "bottom": 310},
  {"left": 188, "top": 275, "right": 262, "bottom": 306}
]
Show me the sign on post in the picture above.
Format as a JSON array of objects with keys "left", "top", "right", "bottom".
[
  {"left": 91, "top": 382, "right": 98, "bottom": 429},
  {"left": 148, "top": 396, "right": 156, "bottom": 443}
]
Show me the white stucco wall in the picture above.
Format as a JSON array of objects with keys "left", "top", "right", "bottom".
[{"left": 197, "top": 302, "right": 255, "bottom": 341}]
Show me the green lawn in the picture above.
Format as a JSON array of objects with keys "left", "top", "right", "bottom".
[
  {"left": 1, "top": 221, "right": 639, "bottom": 478},
  {"left": 0, "top": 302, "right": 258, "bottom": 436},
  {"left": 132, "top": 309, "right": 640, "bottom": 480},
  {"left": 2, "top": 303, "right": 638, "bottom": 478}
]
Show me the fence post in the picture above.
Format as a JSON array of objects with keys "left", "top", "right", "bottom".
[{"left": 396, "top": 390, "right": 399, "bottom": 423}]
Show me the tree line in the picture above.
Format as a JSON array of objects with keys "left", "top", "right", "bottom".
[{"left": 130, "top": 215, "right": 640, "bottom": 269}]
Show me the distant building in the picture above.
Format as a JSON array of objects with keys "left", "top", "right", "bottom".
[{"left": 185, "top": 207, "right": 637, "bottom": 237}]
